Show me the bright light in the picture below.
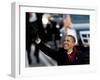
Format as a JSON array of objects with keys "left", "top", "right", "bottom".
[
  {"left": 42, "top": 17, "right": 48, "bottom": 25},
  {"left": 56, "top": 24, "right": 60, "bottom": 28}
]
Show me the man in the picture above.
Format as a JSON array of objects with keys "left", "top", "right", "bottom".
[{"left": 35, "top": 35, "right": 86, "bottom": 65}]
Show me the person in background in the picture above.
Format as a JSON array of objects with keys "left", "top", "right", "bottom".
[
  {"left": 60, "top": 14, "right": 77, "bottom": 47},
  {"left": 26, "top": 12, "right": 34, "bottom": 65},
  {"left": 26, "top": 12, "right": 46, "bottom": 65}
]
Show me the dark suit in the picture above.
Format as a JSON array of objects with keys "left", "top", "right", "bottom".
[
  {"left": 26, "top": 13, "right": 47, "bottom": 64},
  {"left": 37, "top": 42, "right": 89, "bottom": 65}
]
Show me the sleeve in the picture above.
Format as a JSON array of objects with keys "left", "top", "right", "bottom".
[{"left": 37, "top": 42, "right": 58, "bottom": 61}]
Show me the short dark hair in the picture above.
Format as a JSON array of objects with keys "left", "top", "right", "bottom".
[{"left": 66, "top": 35, "right": 76, "bottom": 43}]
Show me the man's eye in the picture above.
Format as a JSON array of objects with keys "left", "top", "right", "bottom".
[{"left": 67, "top": 40, "right": 69, "bottom": 42}]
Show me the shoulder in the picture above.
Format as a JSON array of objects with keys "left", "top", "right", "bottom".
[{"left": 58, "top": 48, "right": 65, "bottom": 53}]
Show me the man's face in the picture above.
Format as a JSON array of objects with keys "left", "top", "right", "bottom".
[
  {"left": 63, "top": 15, "right": 72, "bottom": 28},
  {"left": 63, "top": 36, "right": 75, "bottom": 50}
]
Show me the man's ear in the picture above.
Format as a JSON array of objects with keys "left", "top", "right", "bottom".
[{"left": 72, "top": 42, "right": 75, "bottom": 46}]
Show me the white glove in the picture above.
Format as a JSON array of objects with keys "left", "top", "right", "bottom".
[{"left": 35, "top": 38, "right": 41, "bottom": 44}]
